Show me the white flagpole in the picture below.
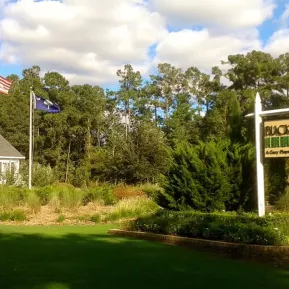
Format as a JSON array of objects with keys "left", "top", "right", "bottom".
[{"left": 28, "top": 88, "right": 33, "bottom": 189}]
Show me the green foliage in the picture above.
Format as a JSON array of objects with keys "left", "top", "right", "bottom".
[
  {"left": 104, "top": 197, "right": 159, "bottom": 222},
  {"left": 202, "top": 91, "right": 241, "bottom": 141},
  {"left": 57, "top": 214, "right": 65, "bottom": 223},
  {"left": 4, "top": 51, "right": 289, "bottom": 211},
  {"left": 164, "top": 93, "right": 200, "bottom": 146},
  {"left": 84, "top": 184, "right": 115, "bottom": 205},
  {"left": 44, "top": 184, "right": 80, "bottom": 212},
  {"left": 127, "top": 211, "right": 289, "bottom": 246},
  {"left": 226, "top": 142, "right": 256, "bottom": 211},
  {"left": 164, "top": 140, "right": 255, "bottom": 212},
  {"left": 276, "top": 189, "right": 289, "bottom": 211},
  {"left": 228, "top": 91, "right": 242, "bottom": 143},
  {"left": 60, "top": 188, "right": 84, "bottom": 210},
  {"left": 94, "top": 122, "right": 171, "bottom": 184},
  {"left": 138, "top": 183, "right": 168, "bottom": 207},
  {"left": 139, "top": 184, "right": 163, "bottom": 200},
  {"left": 267, "top": 158, "right": 287, "bottom": 204},
  {"left": 0, "top": 186, "right": 28, "bottom": 209},
  {"left": 49, "top": 194, "right": 62, "bottom": 213},
  {"left": 164, "top": 141, "right": 230, "bottom": 211},
  {"left": 35, "top": 186, "right": 54, "bottom": 205},
  {"left": 90, "top": 213, "right": 101, "bottom": 223},
  {"left": 0, "top": 210, "right": 26, "bottom": 221},
  {"left": 20, "top": 162, "right": 56, "bottom": 187},
  {"left": 25, "top": 191, "right": 41, "bottom": 213}
]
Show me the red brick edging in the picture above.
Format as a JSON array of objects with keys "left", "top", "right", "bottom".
[{"left": 108, "top": 229, "right": 289, "bottom": 268}]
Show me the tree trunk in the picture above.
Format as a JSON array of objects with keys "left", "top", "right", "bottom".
[
  {"left": 165, "top": 101, "right": 169, "bottom": 119},
  {"left": 86, "top": 120, "right": 92, "bottom": 161},
  {"left": 125, "top": 100, "right": 129, "bottom": 138},
  {"left": 65, "top": 139, "right": 71, "bottom": 183},
  {"left": 154, "top": 105, "right": 157, "bottom": 125}
]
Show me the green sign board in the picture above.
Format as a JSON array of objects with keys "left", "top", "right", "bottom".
[{"left": 264, "top": 119, "right": 289, "bottom": 157}]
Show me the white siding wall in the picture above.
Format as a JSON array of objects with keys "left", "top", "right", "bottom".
[{"left": 0, "top": 159, "right": 20, "bottom": 184}]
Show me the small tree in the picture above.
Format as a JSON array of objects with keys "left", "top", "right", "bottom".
[
  {"left": 164, "top": 140, "right": 255, "bottom": 212},
  {"left": 164, "top": 140, "right": 232, "bottom": 211}
]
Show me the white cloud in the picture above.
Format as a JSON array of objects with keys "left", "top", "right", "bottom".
[
  {"left": 280, "top": 4, "right": 289, "bottom": 27},
  {"left": 0, "top": 0, "right": 8, "bottom": 8},
  {"left": 264, "top": 3, "right": 289, "bottom": 57},
  {"left": 0, "top": 0, "right": 166, "bottom": 84},
  {"left": 0, "top": 0, "right": 277, "bottom": 85},
  {"left": 264, "top": 29, "right": 289, "bottom": 56},
  {"left": 151, "top": 0, "right": 275, "bottom": 30},
  {"left": 154, "top": 29, "right": 261, "bottom": 72}
]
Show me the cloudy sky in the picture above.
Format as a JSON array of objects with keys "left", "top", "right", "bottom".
[{"left": 0, "top": 0, "right": 288, "bottom": 86}]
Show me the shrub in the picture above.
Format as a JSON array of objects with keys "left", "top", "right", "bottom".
[
  {"left": 138, "top": 183, "right": 167, "bottom": 207},
  {"left": 54, "top": 183, "right": 76, "bottom": 190},
  {"left": 84, "top": 184, "right": 115, "bottom": 206},
  {"left": 35, "top": 186, "right": 54, "bottom": 205},
  {"left": 48, "top": 194, "right": 62, "bottom": 213},
  {"left": 164, "top": 141, "right": 255, "bottom": 212},
  {"left": 25, "top": 191, "right": 41, "bottom": 214},
  {"left": 126, "top": 211, "right": 289, "bottom": 246},
  {"left": 0, "top": 187, "right": 28, "bottom": 209},
  {"left": 105, "top": 197, "right": 159, "bottom": 222},
  {"left": 37, "top": 185, "right": 85, "bottom": 211},
  {"left": 60, "top": 188, "right": 84, "bottom": 210},
  {"left": 90, "top": 213, "right": 101, "bottom": 223},
  {"left": 33, "top": 163, "right": 56, "bottom": 187},
  {"left": 0, "top": 210, "right": 26, "bottom": 221},
  {"left": 57, "top": 214, "right": 65, "bottom": 223},
  {"left": 164, "top": 141, "right": 231, "bottom": 211},
  {"left": 47, "top": 185, "right": 84, "bottom": 210},
  {"left": 20, "top": 162, "right": 56, "bottom": 187},
  {"left": 267, "top": 212, "right": 289, "bottom": 237},
  {"left": 276, "top": 190, "right": 289, "bottom": 211}
]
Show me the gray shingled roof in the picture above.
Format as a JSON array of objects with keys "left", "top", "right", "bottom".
[{"left": 0, "top": 134, "right": 25, "bottom": 159}]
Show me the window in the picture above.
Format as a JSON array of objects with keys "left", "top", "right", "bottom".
[{"left": 2, "top": 162, "right": 8, "bottom": 173}]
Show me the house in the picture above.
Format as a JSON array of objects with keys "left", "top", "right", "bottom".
[{"left": 0, "top": 134, "right": 25, "bottom": 184}]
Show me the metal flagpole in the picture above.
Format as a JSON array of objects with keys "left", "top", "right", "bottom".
[{"left": 28, "top": 88, "right": 33, "bottom": 189}]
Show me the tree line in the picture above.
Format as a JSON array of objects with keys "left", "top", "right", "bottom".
[{"left": 1, "top": 50, "right": 289, "bottom": 210}]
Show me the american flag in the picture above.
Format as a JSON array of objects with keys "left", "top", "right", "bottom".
[{"left": 0, "top": 76, "right": 12, "bottom": 94}]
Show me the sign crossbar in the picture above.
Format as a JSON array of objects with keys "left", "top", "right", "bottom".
[{"left": 245, "top": 108, "right": 289, "bottom": 118}]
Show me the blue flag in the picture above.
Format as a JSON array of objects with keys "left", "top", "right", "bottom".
[{"left": 34, "top": 95, "right": 61, "bottom": 113}]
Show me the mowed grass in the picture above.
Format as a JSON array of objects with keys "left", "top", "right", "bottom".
[{"left": 0, "top": 226, "right": 288, "bottom": 289}]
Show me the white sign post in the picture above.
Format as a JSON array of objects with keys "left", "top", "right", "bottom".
[{"left": 246, "top": 92, "right": 289, "bottom": 217}]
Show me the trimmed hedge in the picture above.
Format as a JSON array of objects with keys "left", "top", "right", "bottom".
[{"left": 125, "top": 211, "right": 289, "bottom": 246}]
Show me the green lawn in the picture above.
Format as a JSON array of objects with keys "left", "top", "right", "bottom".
[{"left": 0, "top": 225, "right": 288, "bottom": 289}]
